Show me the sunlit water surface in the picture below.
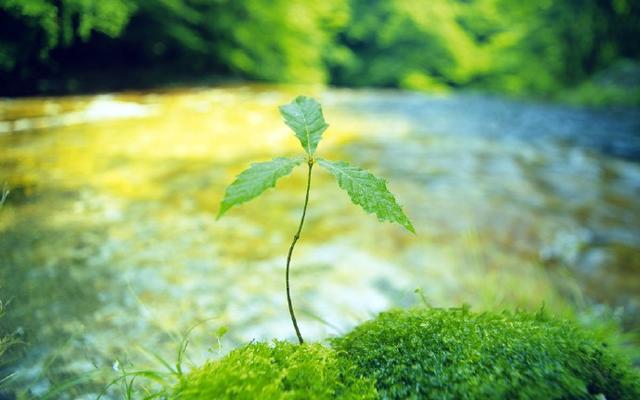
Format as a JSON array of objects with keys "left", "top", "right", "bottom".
[{"left": 1, "top": 86, "right": 639, "bottom": 398}]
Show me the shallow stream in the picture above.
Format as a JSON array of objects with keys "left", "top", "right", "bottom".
[{"left": 1, "top": 86, "right": 639, "bottom": 398}]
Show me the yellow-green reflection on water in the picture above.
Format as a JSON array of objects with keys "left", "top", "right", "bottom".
[{"left": 1, "top": 85, "right": 639, "bottom": 397}]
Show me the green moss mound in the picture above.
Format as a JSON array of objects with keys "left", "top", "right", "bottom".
[
  {"left": 332, "top": 308, "right": 640, "bottom": 400},
  {"left": 172, "top": 309, "right": 639, "bottom": 400},
  {"left": 173, "top": 341, "right": 377, "bottom": 399}
]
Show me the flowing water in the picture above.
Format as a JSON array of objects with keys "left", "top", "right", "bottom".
[{"left": 0, "top": 85, "right": 639, "bottom": 398}]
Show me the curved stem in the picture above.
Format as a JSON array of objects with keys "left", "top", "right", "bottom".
[{"left": 286, "top": 160, "right": 313, "bottom": 344}]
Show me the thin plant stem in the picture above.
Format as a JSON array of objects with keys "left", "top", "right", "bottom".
[{"left": 285, "top": 159, "right": 313, "bottom": 344}]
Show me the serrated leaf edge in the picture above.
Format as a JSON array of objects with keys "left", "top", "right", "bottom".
[{"left": 317, "top": 158, "right": 415, "bottom": 233}]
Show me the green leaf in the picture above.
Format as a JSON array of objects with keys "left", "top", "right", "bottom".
[
  {"left": 279, "top": 96, "right": 328, "bottom": 156},
  {"left": 318, "top": 159, "right": 415, "bottom": 233},
  {"left": 217, "top": 157, "right": 303, "bottom": 219}
]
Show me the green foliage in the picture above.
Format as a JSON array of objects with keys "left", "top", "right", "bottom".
[
  {"left": 560, "top": 80, "right": 640, "bottom": 108},
  {"left": 207, "top": 1, "right": 348, "bottom": 83},
  {"left": 331, "top": 0, "right": 489, "bottom": 89},
  {"left": 279, "top": 97, "right": 329, "bottom": 156},
  {"left": 330, "top": 0, "right": 640, "bottom": 98},
  {"left": 218, "top": 96, "right": 413, "bottom": 232},
  {"left": 0, "top": 0, "right": 347, "bottom": 89},
  {"left": 317, "top": 159, "right": 415, "bottom": 233},
  {"left": 332, "top": 308, "right": 640, "bottom": 400},
  {"left": 218, "top": 96, "right": 413, "bottom": 342},
  {"left": 558, "top": 59, "right": 640, "bottom": 107},
  {"left": 3, "top": 0, "right": 639, "bottom": 101},
  {"left": 0, "top": 0, "right": 134, "bottom": 71},
  {"left": 172, "top": 341, "right": 378, "bottom": 399},
  {"left": 217, "top": 157, "right": 303, "bottom": 219}
]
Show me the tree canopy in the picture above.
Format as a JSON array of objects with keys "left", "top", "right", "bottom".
[{"left": 1, "top": 0, "right": 638, "bottom": 97}]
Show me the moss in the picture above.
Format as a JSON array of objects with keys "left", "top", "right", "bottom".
[
  {"left": 172, "top": 309, "right": 639, "bottom": 400},
  {"left": 332, "top": 308, "right": 640, "bottom": 400},
  {"left": 173, "top": 341, "right": 377, "bottom": 399}
]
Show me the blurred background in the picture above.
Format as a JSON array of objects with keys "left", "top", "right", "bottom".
[{"left": 0, "top": 0, "right": 639, "bottom": 398}]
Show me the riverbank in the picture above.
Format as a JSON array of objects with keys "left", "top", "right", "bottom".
[{"left": 4, "top": 66, "right": 639, "bottom": 109}]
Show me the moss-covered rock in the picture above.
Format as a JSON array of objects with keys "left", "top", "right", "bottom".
[
  {"left": 332, "top": 308, "right": 640, "bottom": 400},
  {"left": 173, "top": 341, "right": 377, "bottom": 399},
  {"left": 173, "top": 309, "right": 640, "bottom": 399}
]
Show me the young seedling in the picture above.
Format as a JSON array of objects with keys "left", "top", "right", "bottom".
[{"left": 217, "top": 96, "right": 414, "bottom": 344}]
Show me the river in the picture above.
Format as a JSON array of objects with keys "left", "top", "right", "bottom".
[{"left": 1, "top": 85, "right": 639, "bottom": 398}]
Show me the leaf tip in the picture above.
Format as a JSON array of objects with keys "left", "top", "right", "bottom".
[{"left": 216, "top": 204, "right": 228, "bottom": 220}]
